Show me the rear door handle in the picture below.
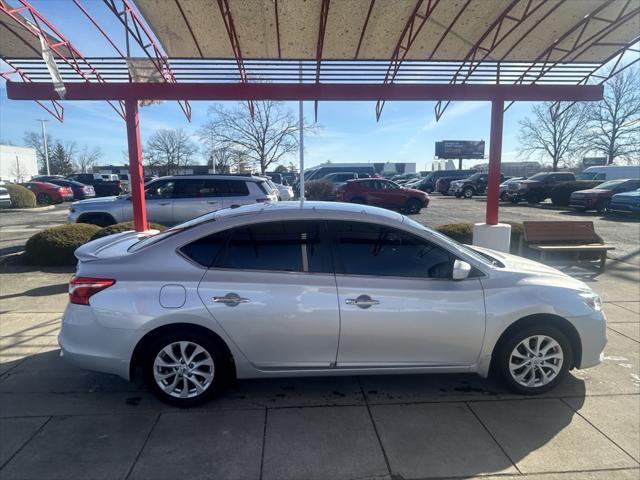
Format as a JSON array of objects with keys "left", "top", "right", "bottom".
[
  {"left": 159, "top": 201, "right": 170, "bottom": 206},
  {"left": 345, "top": 295, "right": 380, "bottom": 309}
]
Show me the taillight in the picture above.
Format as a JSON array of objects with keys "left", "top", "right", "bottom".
[{"left": 69, "top": 276, "right": 115, "bottom": 305}]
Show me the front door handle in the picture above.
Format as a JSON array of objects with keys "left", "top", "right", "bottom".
[
  {"left": 345, "top": 295, "right": 380, "bottom": 309},
  {"left": 158, "top": 201, "right": 170, "bottom": 206},
  {"left": 213, "top": 293, "right": 249, "bottom": 306}
]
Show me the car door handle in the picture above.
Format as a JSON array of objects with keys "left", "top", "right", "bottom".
[
  {"left": 345, "top": 295, "right": 380, "bottom": 309},
  {"left": 207, "top": 201, "right": 220, "bottom": 205},
  {"left": 159, "top": 201, "right": 170, "bottom": 205},
  {"left": 213, "top": 293, "right": 249, "bottom": 306}
]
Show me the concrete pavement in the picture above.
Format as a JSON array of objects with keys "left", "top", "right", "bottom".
[{"left": 0, "top": 261, "right": 638, "bottom": 479}]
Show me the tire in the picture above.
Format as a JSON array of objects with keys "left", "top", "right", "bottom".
[
  {"left": 526, "top": 191, "right": 543, "bottom": 204},
  {"left": 510, "top": 196, "right": 519, "bottom": 204},
  {"left": 463, "top": 187, "right": 474, "bottom": 199},
  {"left": 495, "top": 325, "right": 572, "bottom": 395},
  {"left": 350, "top": 197, "right": 367, "bottom": 205},
  {"left": 500, "top": 192, "right": 508, "bottom": 201},
  {"left": 143, "top": 329, "right": 229, "bottom": 407},
  {"left": 36, "top": 193, "right": 51, "bottom": 205},
  {"left": 78, "top": 213, "right": 116, "bottom": 227},
  {"left": 597, "top": 199, "right": 610, "bottom": 213},
  {"left": 404, "top": 198, "right": 422, "bottom": 214}
]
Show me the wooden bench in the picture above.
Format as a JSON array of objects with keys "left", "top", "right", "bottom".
[{"left": 520, "top": 221, "right": 615, "bottom": 271}]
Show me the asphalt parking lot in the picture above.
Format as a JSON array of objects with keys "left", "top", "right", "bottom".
[{"left": 0, "top": 197, "right": 638, "bottom": 479}]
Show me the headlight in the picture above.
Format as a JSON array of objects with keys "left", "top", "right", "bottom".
[{"left": 579, "top": 292, "right": 602, "bottom": 311}]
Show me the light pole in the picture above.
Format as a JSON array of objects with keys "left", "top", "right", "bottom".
[{"left": 37, "top": 119, "right": 50, "bottom": 175}]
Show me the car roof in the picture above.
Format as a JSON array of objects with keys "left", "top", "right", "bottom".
[
  {"left": 213, "top": 200, "right": 404, "bottom": 223},
  {"left": 153, "top": 174, "right": 262, "bottom": 182}
]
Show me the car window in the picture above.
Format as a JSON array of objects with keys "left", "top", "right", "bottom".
[
  {"left": 211, "top": 179, "right": 250, "bottom": 197},
  {"left": 329, "top": 221, "right": 453, "bottom": 279},
  {"left": 379, "top": 180, "right": 399, "bottom": 190},
  {"left": 359, "top": 180, "right": 375, "bottom": 189},
  {"left": 594, "top": 173, "right": 606, "bottom": 180},
  {"left": 622, "top": 180, "right": 640, "bottom": 190},
  {"left": 146, "top": 180, "right": 175, "bottom": 199},
  {"left": 173, "top": 179, "right": 206, "bottom": 198},
  {"left": 179, "top": 230, "right": 229, "bottom": 267},
  {"left": 216, "top": 221, "right": 330, "bottom": 273}
]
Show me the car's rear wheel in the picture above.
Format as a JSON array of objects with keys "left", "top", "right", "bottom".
[
  {"left": 496, "top": 325, "right": 572, "bottom": 395},
  {"left": 144, "top": 330, "right": 228, "bottom": 407},
  {"left": 36, "top": 193, "right": 51, "bottom": 205},
  {"left": 500, "top": 192, "right": 508, "bottom": 201},
  {"left": 404, "top": 198, "right": 422, "bottom": 214},
  {"left": 463, "top": 187, "right": 474, "bottom": 199}
]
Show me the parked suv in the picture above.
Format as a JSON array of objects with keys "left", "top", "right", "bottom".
[
  {"left": 336, "top": 178, "right": 429, "bottom": 214},
  {"left": 508, "top": 171, "right": 575, "bottom": 203},
  {"left": 415, "top": 169, "right": 476, "bottom": 193},
  {"left": 68, "top": 175, "right": 278, "bottom": 226},
  {"left": 570, "top": 179, "right": 640, "bottom": 212},
  {"left": 450, "top": 173, "right": 506, "bottom": 198}
]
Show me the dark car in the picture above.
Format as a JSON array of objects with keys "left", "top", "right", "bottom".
[
  {"left": 507, "top": 171, "right": 575, "bottom": 203},
  {"left": 415, "top": 169, "right": 477, "bottom": 193},
  {"left": 449, "top": 172, "right": 506, "bottom": 198},
  {"left": 67, "top": 173, "right": 123, "bottom": 197},
  {"left": 570, "top": 179, "right": 640, "bottom": 212},
  {"left": 44, "top": 178, "right": 95, "bottom": 200},
  {"left": 336, "top": 178, "right": 429, "bottom": 214},
  {"left": 21, "top": 181, "right": 74, "bottom": 204},
  {"left": 434, "top": 176, "right": 468, "bottom": 195}
]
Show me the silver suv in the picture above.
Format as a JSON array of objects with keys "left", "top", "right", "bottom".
[{"left": 68, "top": 175, "right": 278, "bottom": 226}]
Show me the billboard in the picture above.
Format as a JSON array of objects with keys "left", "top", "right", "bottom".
[{"left": 435, "top": 140, "right": 485, "bottom": 159}]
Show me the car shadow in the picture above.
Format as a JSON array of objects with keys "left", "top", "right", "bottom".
[
  {"left": 0, "top": 283, "right": 68, "bottom": 300},
  {"left": 1, "top": 347, "right": 587, "bottom": 477}
]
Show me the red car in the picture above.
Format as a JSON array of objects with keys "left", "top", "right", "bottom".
[
  {"left": 22, "top": 181, "right": 74, "bottom": 204},
  {"left": 336, "top": 178, "right": 429, "bottom": 214}
]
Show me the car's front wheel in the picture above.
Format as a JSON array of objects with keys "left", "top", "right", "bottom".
[
  {"left": 463, "top": 187, "right": 475, "bottom": 199},
  {"left": 144, "top": 330, "right": 228, "bottom": 407},
  {"left": 496, "top": 325, "right": 572, "bottom": 395}
]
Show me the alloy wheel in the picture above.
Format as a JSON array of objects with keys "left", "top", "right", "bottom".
[
  {"left": 463, "top": 188, "right": 473, "bottom": 198},
  {"left": 508, "top": 335, "right": 563, "bottom": 388},
  {"left": 153, "top": 341, "right": 215, "bottom": 399}
]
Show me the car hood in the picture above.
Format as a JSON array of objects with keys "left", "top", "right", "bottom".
[
  {"left": 571, "top": 188, "right": 612, "bottom": 196},
  {"left": 72, "top": 195, "right": 126, "bottom": 206},
  {"left": 613, "top": 190, "right": 640, "bottom": 199},
  {"left": 404, "top": 187, "right": 428, "bottom": 196},
  {"left": 470, "top": 245, "right": 591, "bottom": 292}
]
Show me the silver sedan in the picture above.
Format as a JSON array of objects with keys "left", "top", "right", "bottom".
[{"left": 60, "top": 202, "right": 606, "bottom": 406}]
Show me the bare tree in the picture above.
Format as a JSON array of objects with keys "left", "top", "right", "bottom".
[
  {"left": 198, "top": 101, "right": 314, "bottom": 174},
  {"left": 74, "top": 145, "right": 102, "bottom": 173},
  {"left": 583, "top": 67, "right": 640, "bottom": 164},
  {"left": 10, "top": 155, "right": 25, "bottom": 182},
  {"left": 206, "top": 146, "right": 240, "bottom": 174},
  {"left": 24, "top": 130, "right": 53, "bottom": 174},
  {"left": 145, "top": 129, "right": 197, "bottom": 175},
  {"left": 518, "top": 102, "right": 587, "bottom": 171}
]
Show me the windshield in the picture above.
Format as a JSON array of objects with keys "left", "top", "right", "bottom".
[
  {"left": 576, "top": 172, "right": 596, "bottom": 180},
  {"left": 594, "top": 180, "right": 626, "bottom": 190},
  {"left": 466, "top": 173, "right": 482, "bottom": 181},
  {"left": 402, "top": 216, "right": 495, "bottom": 267},
  {"left": 527, "top": 172, "right": 548, "bottom": 181}
]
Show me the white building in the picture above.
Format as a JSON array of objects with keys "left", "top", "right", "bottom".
[{"left": 0, "top": 145, "right": 39, "bottom": 183}]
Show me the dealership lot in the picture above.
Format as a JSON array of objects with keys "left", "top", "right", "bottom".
[{"left": 0, "top": 197, "right": 638, "bottom": 479}]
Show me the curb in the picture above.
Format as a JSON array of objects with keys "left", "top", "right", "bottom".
[{"left": 3, "top": 205, "right": 56, "bottom": 212}]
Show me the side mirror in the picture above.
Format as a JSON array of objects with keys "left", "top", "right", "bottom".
[{"left": 452, "top": 259, "right": 471, "bottom": 280}]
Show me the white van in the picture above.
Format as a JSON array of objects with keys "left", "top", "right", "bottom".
[{"left": 577, "top": 165, "right": 640, "bottom": 181}]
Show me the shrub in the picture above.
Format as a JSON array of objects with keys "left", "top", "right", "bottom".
[
  {"left": 550, "top": 181, "right": 602, "bottom": 206},
  {"left": 305, "top": 180, "right": 335, "bottom": 201},
  {"left": 436, "top": 222, "right": 524, "bottom": 254},
  {"left": 25, "top": 224, "right": 102, "bottom": 265},
  {"left": 91, "top": 221, "right": 167, "bottom": 241},
  {"left": 5, "top": 184, "right": 36, "bottom": 208}
]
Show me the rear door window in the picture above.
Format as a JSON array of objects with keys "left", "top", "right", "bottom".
[
  {"left": 209, "top": 179, "right": 250, "bottom": 197},
  {"left": 146, "top": 180, "right": 175, "bottom": 199},
  {"left": 216, "top": 221, "right": 331, "bottom": 273}
]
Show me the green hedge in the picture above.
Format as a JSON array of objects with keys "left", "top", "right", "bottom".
[
  {"left": 91, "top": 221, "right": 167, "bottom": 241},
  {"left": 5, "top": 184, "right": 36, "bottom": 208},
  {"left": 550, "top": 181, "right": 602, "bottom": 206},
  {"left": 436, "top": 222, "right": 523, "bottom": 254},
  {"left": 25, "top": 224, "right": 102, "bottom": 265},
  {"left": 305, "top": 180, "right": 335, "bottom": 200}
]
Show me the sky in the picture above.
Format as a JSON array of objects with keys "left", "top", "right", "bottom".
[{"left": 0, "top": 0, "right": 626, "bottom": 171}]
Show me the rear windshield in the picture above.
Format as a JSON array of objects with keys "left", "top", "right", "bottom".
[
  {"left": 256, "top": 180, "right": 273, "bottom": 195},
  {"left": 128, "top": 212, "right": 217, "bottom": 253},
  {"left": 595, "top": 180, "right": 626, "bottom": 190}
]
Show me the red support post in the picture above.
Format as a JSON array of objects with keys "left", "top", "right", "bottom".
[
  {"left": 125, "top": 99, "right": 147, "bottom": 232},
  {"left": 486, "top": 99, "right": 503, "bottom": 225}
]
